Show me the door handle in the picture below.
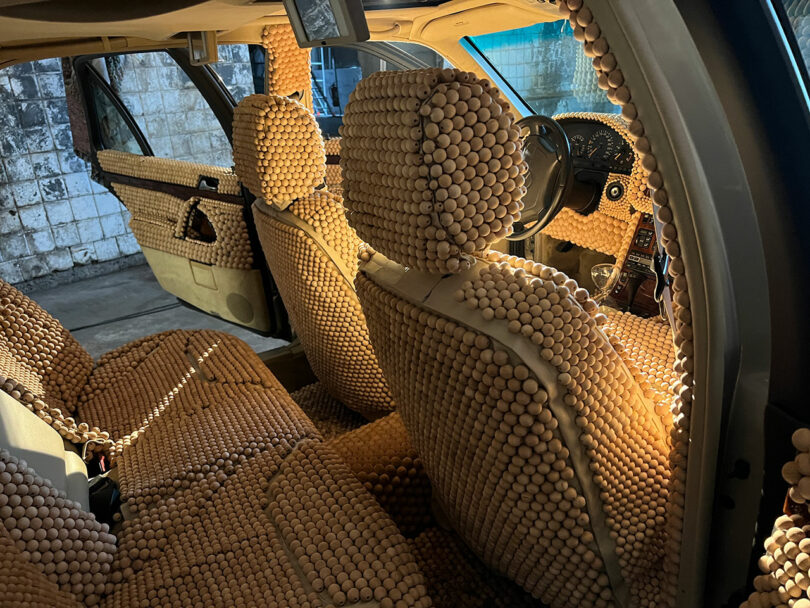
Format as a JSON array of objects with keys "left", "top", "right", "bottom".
[{"left": 197, "top": 175, "right": 219, "bottom": 192}]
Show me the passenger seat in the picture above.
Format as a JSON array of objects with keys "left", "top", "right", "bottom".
[{"left": 233, "top": 93, "right": 395, "bottom": 419}]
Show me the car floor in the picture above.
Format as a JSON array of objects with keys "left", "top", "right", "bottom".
[{"left": 26, "top": 263, "right": 289, "bottom": 359}]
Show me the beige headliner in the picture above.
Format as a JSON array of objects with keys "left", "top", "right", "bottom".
[{"left": 0, "top": 0, "right": 558, "bottom": 70}]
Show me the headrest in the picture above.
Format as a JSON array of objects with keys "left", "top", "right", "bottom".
[
  {"left": 261, "top": 24, "right": 311, "bottom": 98},
  {"left": 233, "top": 93, "right": 326, "bottom": 207},
  {"left": 340, "top": 68, "right": 526, "bottom": 273}
]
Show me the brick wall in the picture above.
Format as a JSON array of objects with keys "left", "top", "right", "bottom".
[{"left": 0, "top": 46, "right": 253, "bottom": 286}]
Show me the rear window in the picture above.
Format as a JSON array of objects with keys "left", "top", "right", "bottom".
[{"left": 466, "top": 21, "right": 616, "bottom": 116}]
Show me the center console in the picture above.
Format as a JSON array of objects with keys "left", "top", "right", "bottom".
[{"left": 608, "top": 212, "right": 660, "bottom": 317}]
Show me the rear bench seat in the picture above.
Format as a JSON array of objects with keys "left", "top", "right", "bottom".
[{"left": 0, "top": 279, "right": 430, "bottom": 608}]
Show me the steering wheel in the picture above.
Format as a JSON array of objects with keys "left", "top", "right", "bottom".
[{"left": 506, "top": 115, "right": 574, "bottom": 241}]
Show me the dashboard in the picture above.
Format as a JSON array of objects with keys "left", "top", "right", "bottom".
[{"left": 558, "top": 118, "right": 635, "bottom": 175}]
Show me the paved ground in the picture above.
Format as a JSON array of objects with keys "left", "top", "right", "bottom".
[{"left": 28, "top": 264, "right": 289, "bottom": 359}]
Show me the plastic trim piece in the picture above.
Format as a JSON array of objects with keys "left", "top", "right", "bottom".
[{"left": 588, "top": 1, "right": 771, "bottom": 604}]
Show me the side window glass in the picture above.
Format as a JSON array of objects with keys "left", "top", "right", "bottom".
[
  {"left": 87, "top": 77, "right": 143, "bottom": 155},
  {"left": 312, "top": 44, "right": 449, "bottom": 136},
  {"left": 212, "top": 41, "right": 449, "bottom": 137},
  {"left": 467, "top": 22, "right": 617, "bottom": 116},
  {"left": 778, "top": 1, "right": 810, "bottom": 81},
  {"left": 97, "top": 52, "right": 233, "bottom": 167},
  {"left": 209, "top": 44, "right": 261, "bottom": 105}
]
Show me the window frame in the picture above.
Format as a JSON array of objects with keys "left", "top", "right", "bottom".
[
  {"left": 75, "top": 48, "right": 238, "bottom": 160},
  {"left": 765, "top": 0, "right": 810, "bottom": 112},
  {"left": 81, "top": 62, "right": 153, "bottom": 156}
]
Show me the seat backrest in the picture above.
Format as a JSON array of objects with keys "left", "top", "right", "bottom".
[
  {"left": 232, "top": 93, "right": 395, "bottom": 418},
  {"left": 343, "top": 68, "right": 674, "bottom": 608},
  {"left": 0, "top": 280, "right": 93, "bottom": 416},
  {"left": 0, "top": 280, "right": 113, "bottom": 455}
]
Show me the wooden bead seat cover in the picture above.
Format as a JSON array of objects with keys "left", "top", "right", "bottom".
[
  {"left": 327, "top": 412, "right": 434, "bottom": 537},
  {"left": 0, "top": 279, "right": 431, "bottom": 608},
  {"left": 234, "top": 92, "right": 396, "bottom": 419},
  {"left": 262, "top": 24, "right": 314, "bottom": 110},
  {"left": 740, "top": 429, "right": 810, "bottom": 608},
  {"left": 343, "top": 68, "right": 673, "bottom": 608}
]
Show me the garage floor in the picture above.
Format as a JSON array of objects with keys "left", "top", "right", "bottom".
[{"left": 28, "top": 264, "right": 289, "bottom": 359}]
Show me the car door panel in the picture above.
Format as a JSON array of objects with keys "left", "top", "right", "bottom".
[
  {"left": 96, "top": 149, "right": 272, "bottom": 331},
  {"left": 68, "top": 52, "right": 290, "bottom": 338}
]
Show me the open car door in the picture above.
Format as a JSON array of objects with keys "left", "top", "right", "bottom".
[{"left": 63, "top": 49, "right": 290, "bottom": 337}]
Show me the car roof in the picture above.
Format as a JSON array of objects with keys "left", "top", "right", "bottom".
[{"left": 0, "top": 0, "right": 559, "bottom": 67}]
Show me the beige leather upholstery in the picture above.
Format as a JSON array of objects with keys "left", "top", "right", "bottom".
[
  {"left": 233, "top": 93, "right": 395, "bottom": 418},
  {"left": 0, "top": 389, "right": 89, "bottom": 510},
  {"left": 345, "top": 68, "right": 672, "bottom": 608}
]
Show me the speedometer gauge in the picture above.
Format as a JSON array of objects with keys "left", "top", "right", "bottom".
[{"left": 586, "top": 129, "right": 615, "bottom": 162}]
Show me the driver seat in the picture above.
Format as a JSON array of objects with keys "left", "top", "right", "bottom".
[{"left": 342, "top": 68, "right": 675, "bottom": 608}]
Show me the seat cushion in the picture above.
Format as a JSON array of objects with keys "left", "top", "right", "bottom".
[
  {"left": 76, "top": 329, "right": 282, "bottom": 457},
  {"left": 328, "top": 412, "right": 433, "bottom": 537},
  {"left": 116, "top": 380, "right": 318, "bottom": 513},
  {"left": 104, "top": 441, "right": 431, "bottom": 608}
]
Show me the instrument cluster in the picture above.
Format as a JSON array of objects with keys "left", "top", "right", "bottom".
[{"left": 558, "top": 118, "right": 635, "bottom": 175}]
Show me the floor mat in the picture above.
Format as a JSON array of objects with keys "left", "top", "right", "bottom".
[
  {"left": 410, "top": 527, "right": 540, "bottom": 607},
  {"left": 290, "top": 382, "right": 366, "bottom": 439}
]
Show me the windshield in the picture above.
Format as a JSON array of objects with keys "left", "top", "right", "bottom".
[{"left": 466, "top": 21, "right": 617, "bottom": 116}]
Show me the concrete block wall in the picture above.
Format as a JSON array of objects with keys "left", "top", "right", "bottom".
[
  {"left": 0, "top": 46, "right": 254, "bottom": 286},
  {"left": 111, "top": 45, "right": 253, "bottom": 168}
]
